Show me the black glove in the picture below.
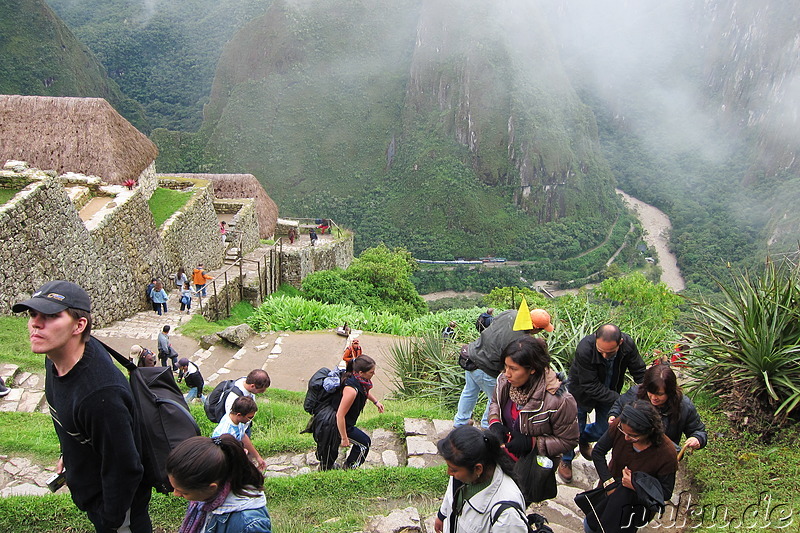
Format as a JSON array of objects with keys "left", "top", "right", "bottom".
[
  {"left": 489, "top": 422, "right": 510, "bottom": 441},
  {"left": 506, "top": 429, "right": 534, "bottom": 456}
]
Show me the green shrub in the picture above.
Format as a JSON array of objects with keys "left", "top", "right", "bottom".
[{"left": 686, "top": 259, "right": 800, "bottom": 430}]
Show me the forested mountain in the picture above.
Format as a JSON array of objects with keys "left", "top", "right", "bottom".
[
  {"left": 161, "top": 0, "right": 621, "bottom": 261},
  {"left": 46, "top": 0, "right": 274, "bottom": 132},
  {"left": 0, "top": 0, "right": 147, "bottom": 131},
  {"left": 7, "top": 0, "right": 800, "bottom": 293}
]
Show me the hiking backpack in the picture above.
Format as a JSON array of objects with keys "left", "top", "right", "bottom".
[
  {"left": 490, "top": 500, "right": 554, "bottom": 533},
  {"left": 476, "top": 314, "right": 490, "bottom": 333},
  {"left": 204, "top": 379, "right": 244, "bottom": 422},
  {"left": 102, "top": 339, "right": 201, "bottom": 494},
  {"left": 303, "top": 367, "right": 345, "bottom": 415}
]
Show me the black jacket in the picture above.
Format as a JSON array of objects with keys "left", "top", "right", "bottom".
[
  {"left": 45, "top": 337, "right": 145, "bottom": 529},
  {"left": 567, "top": 332, "right": 646, "bottom": 409},
  {"left": 609, "top": 385, "right": 708, "bottom": 449}
]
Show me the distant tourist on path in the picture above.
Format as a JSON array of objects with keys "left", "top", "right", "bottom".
[
  {"left": 150, "top": 280, "right": 168, "bottom": 315},
  {"left": 13, "top": 280, "right": 152, "bottom": 531},
  {"left": 158, "top": 325, "right": 179, "bottom": 371},
  {"left": 288, "top": 227, "right": 297, "bottom": 244},
  {"left": 175, "top": 267, "right": 188, "bottom": 292},
  {"left": 166, "top": 435, "right": 272, "bottom": 533},
  {"left": 179, "top": 283, "right": 195, "bottom": 314},
  {"left": 312, "top": 355, "right": 384, "bottom": 470},
  {"left": 342, "top": 338, "right": 362, "bottom": 363},
  {"left": 476, "top": 308, "right": 494, "bottom": 333},
  {"left": 442, "top": 321, "right": 457, "bottom": 339},
  {"left": 130, "top": 344, "right": 156, "bottom": 367},
  {"left": 559, "top": 324, "right": 646, "bottom": 483},
  {"left": 309, "top": 228, "right": 318, "bottom": 246},
  {"left": 177, "top": 357, "right": 206, "bottom": 404},
  {"left": 220, "top": 220, "right": 227, "bottom": 243},
  {"left": 145, "top": 277, "right": 157, "bottom": 307},
  {"left": 193, "top": 264, "right": 213, "bottom": 296}
]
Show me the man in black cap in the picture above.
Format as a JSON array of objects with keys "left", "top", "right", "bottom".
[{"left": 13, "top": 281, "right": 151, "bottom": 533}]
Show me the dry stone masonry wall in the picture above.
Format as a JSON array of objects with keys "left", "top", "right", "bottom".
[{"left": 0, "top": 162, "right": 227, "bottom": 326}]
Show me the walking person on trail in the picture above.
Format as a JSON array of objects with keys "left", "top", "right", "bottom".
[
  {"left": 312, "top": 355, "right": 384, "bottom": 470},
  {"left": 13, "top": 280, "right": 152, "bottom": 532},
  {"left": 558, "top": 323, "right": 646, "bottom": 483},
  {"left": 309, "top": 228, "right": 318, "bottom": 246},
  {"left": 150, "top": 280, "right": 168, "bottom": 315},
  {"left": 453, "top": 300, "right": 554, "bottom": 429},
  {"left": 174, "top": 267, "right": 188, "bottom": 291},
  {"left": 341, "top": 338, "right": 362, "bottom": 364},
  {"left": 193, "top": 264, "right": 213, "bottom": 297},
  {"left": 158, "top": 325, "right": 179, "bottom": 371}
]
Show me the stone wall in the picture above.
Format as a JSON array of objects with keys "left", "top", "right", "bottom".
[
  {"left": 214, "top": 199, "right": 259, "bottom": 255},
  {"left": 0, "top": 164, "right": 228, "bottom": 326},
  {"left": 280, "top": 232, "right": 354, "bottom": 288},
  {"left": 159, "top": 177, "right": 225, "bottom": 274},
  {"left": 0, "top": 173, "right": 131, "bottom": 325}
]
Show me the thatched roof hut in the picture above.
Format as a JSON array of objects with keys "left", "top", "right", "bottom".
[
  {"left": 162, "top": 173, "right": 278, "bottom": 238},
  {"left": 0, "top": 95, "right": 157, "bottom": 184}
]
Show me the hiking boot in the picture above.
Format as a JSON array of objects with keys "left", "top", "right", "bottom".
[
  {"left": 579, "top": 440, "right": 594, "bottom": 460},
  {"left": 558, "top": 460, "right": 573, "bottom": 483}
]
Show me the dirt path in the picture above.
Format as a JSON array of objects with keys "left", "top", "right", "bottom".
[{"left": 617, "top": 189, "right": 686, "bottom": 292}]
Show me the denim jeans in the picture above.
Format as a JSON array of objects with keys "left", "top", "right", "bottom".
[
  {"left": 453, "top": 369, "right": 497, "bottom": 428},
  {"left": 185, "top": 387, "right": 205, "bottom": 404},
  {"left": 563, "top": 402, "right": 612, "bottom": 462}
]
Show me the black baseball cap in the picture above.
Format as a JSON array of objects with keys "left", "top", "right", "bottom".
[{"left": 12, "top": 280, "right": 92, "bottom": 314}]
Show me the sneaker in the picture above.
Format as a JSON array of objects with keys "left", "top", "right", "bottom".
[
  {"left": 579, "top": 440, "right": 594, "bottom": 460},
  {"left": 558, "top": 460, "right": 573, "bottom": 483},
  {"left": 0, "top": 387, "right": 10, "bottom": 397}
]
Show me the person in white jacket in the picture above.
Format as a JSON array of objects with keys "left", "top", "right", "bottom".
[{"left": 435, "top": 425, "right": 530, "bottom": 533}]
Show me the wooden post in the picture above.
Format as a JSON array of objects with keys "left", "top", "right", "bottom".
[
  {"left": 223, "top": 271, "right": 230, "bottom": 317},
  {"left": 257, "top": 260, "right": 262, "bottom": 303},
  {"left": 239, "top": 244, "right": 243, "bottom": 302}
]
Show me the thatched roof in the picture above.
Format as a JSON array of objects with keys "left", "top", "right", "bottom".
[
  {"left": 162, "top": 173, "right": 278, "bottom": 238},
  {"left": 0, "top": 95, "right": 157, "bottom": 183}
]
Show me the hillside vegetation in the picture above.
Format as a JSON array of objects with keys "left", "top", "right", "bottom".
[{"left": 0, "top": 0, "right": 148, "bottom": 131}]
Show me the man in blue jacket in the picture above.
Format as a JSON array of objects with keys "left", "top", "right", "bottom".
[
  {"left": 559, "top": 323, "right": 646, "bottom": 483},
  {"left": 14, "top": 281, "right": 151, "bottom": 532}
]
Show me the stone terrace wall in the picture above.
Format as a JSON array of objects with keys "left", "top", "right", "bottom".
[
  {"left": 280, "top": 233, "right": 354, "bottom": 288},
  {"left": 159, "top": 177, "right": 225, "bottom": 274},
  {"left": 0, "top": 173, "right": 128, "bottom": 325},
  {"left": 215, "top": 199, "right": 259, "bottom": 255}
]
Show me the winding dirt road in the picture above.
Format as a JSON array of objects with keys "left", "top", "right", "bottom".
[{"left": 617, "top": 189, "right": 686, "bottom": 292}]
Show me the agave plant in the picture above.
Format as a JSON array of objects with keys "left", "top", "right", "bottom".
[{"left": 686, "top": 259, "right": 800, "bottom": 422}]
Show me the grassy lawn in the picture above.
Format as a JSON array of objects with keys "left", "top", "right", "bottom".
[
  {"left": 0, "top": 188, "right": 21, "bottom": 204},
  {"left": 0, "top": 316, "right": 43, "bottom": 375},
  {"left": 147, "top": 187, "right": 193, "bottom": 227},
  {"left": 685, "top": 393, "right": 800, "bottom": 531},
  {"left": 178, "top": 301, "right": 256, "bottom": 339}
]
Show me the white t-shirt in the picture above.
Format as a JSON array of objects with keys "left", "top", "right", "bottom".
[
  {"left": 211, "top": 414, "right": 249, "bottom": 441},
  {"left": 224, "top": 377, "right": 255, "bottom": 415}
]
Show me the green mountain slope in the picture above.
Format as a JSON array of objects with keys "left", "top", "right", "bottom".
[
  {"left": 195, "top": 0, "right": 620, "bottom": 259},
  {"left": 46, "top": 0, "right": 274, "bottom": 131},
  {"left": 0, "top": 0, "right": 148, "bottom": 131}
]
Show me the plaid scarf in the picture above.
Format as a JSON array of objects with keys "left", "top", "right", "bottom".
[
  {"left": 355, "top": 375, "right": 373, "bottom": 393},
  {"left": 179, "top": 481, "right": 232, "bottom": 533}
]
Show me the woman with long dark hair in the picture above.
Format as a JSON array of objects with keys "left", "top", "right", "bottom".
[
  {"left": 166, "top": 434, "right": 271, "bottom": 533},
  {"left": 486, "top": 336, "right": 579, "bottom": 503},
  {"left": 608, "top": 363, "right": 706, "bottom": 451},
  {"left": 312, "top": 355, "right": 384, "bottom": 470},
  {"left": 435, "top": 425, "right": 529, "bottom": 533},
  {"left": 587, "top": 400, "right": 678, "bottom": 533}
]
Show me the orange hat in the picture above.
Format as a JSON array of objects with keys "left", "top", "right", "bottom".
[
  {"left": 530, "top": 308, "right": 554, "bottom": 332},
  {"left": 512, "top": 297, "right": 555, "bottom": 332}
]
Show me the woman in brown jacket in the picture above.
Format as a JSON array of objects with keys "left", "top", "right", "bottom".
[{"left": 488, "top": 336, "right": 579, "bottom": 503}]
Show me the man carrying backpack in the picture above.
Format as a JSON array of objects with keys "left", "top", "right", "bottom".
[
  {"left": 14, "top": 281, "right": 151, "bottom": 533},
  {"left": 476, "top": 308, "right": 494, "bottom": 333}
]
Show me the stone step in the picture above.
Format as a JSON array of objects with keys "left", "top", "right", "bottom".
[{"left": 1, "top": 363, "right": 20, "bottom": 385}]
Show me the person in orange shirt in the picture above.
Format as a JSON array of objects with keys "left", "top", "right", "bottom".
[
  {"left": 192, "top": 264, "right": 213, "bottom": 297},
  {"left": 342, "top": 339, "right": 363, "bottom": 363}
]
